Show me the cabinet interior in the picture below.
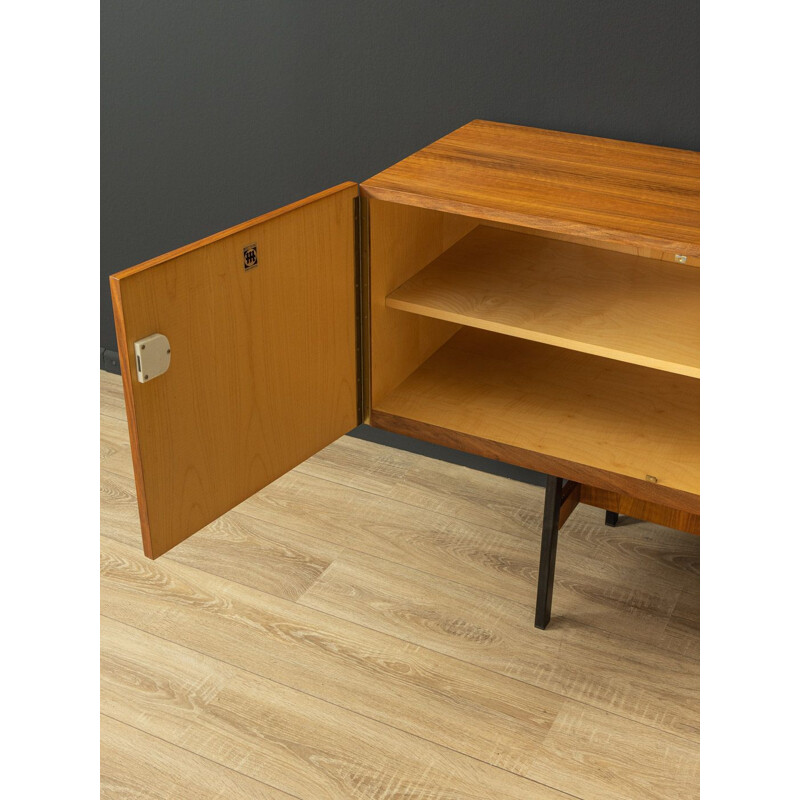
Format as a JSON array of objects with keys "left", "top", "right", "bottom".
[{"left": 367, "top": 198, "right": 700, "bottom": 501}]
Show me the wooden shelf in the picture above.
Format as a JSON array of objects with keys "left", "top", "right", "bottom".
[
  {"left": 371, "top": 328, "right": 699, "bottom": 508},
  {"left": 386, "top": 226, "right": 699, "bottom": 378}
]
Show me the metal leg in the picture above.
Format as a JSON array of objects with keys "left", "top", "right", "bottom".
[
  {"left": 535, "top": 475, "right": 563, "bottom": 629},
  {"left": 605, "top": 510, "right": 619, "bottom": 527}
]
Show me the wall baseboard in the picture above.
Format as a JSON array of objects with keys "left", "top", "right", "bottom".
[
  {"left": 101, "top": 347, "right": 121, "bottom": 375},
  {"left": 99, "top": 346, "right": 545, "bottom": 487}
]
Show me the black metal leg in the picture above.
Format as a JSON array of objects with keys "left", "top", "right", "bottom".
[
  {"left": 605, "top": 510, "right": 619, "bottom": 527},
  {"left": 535, "top": 475, "right": 563, "bottom": 629}
]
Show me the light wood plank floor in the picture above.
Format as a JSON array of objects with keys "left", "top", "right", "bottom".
[{"left": 100, "top": 371, "right": 700, "bottom": 800}]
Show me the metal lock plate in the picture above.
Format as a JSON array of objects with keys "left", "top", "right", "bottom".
[{"left": 134, "top": 333, "right": 171, "bottom": 383}]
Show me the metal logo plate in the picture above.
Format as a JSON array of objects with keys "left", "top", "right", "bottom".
[{"left": 243, "top": 243, "right": 258, "bottom": 270}]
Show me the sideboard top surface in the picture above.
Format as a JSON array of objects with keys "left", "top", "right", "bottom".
[{"left": 361, "top": 120, "right": 700, "bottom": 258}]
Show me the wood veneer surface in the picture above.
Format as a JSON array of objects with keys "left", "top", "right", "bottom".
[
  {"left": 579, "top": 485, "right": 700, "bottom": 536},
  {"left": 110, "top": 183, "right": 359, "bottom": 558},
  {"left": 372, "top": 328, "right": 699, "bottom": 506},
  {"left": 387, "top": 225, "right": 700, "bottom": 377},
  {"left": 367, "top": 198, "right": 478, "bottom": 406},
  {"left": 362, "top": 120, "right": 700, "bottom": 257}
]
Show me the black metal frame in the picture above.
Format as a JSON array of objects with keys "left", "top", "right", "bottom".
[
  {"left": 534, "top": 475, "right": 563, "bottom": 629},
  {"left": 535, "top": 475, "right": 603, "bottom": 629}
]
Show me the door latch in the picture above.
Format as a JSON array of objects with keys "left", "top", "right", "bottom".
[{"left": 134, "top": 333, "right": 171, "bottom": 383}]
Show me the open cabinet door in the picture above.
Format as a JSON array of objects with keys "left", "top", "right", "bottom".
[{"left": 110, "top": 183, "right": 360, "bottom": 558}]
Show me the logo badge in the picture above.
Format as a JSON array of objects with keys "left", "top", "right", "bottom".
[{"left": 243, "top": 243, "right": 258, "bottom": 271}]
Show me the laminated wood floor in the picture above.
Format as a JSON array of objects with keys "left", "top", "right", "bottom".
[{"left": 100, "top": 370, "right": 700, "bottom": 800}]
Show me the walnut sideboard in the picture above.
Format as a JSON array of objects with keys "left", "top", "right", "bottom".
[{"left": 110, "top": 120, "right": 700, "bottom": 629}]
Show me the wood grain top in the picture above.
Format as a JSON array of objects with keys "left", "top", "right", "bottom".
[
  {"left": 386, "top": 226, "right": 700, "bottom": 377},
  {"left": 362, "top": 120, "right": 699, "bottom": 257}
]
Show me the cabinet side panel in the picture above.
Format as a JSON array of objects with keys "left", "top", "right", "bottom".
[
  {"left": 111, "top": 184, "right": 359, "bottom": 557},
  {"left": 369, "top": 199, "right": 478, "bottom": 405}
]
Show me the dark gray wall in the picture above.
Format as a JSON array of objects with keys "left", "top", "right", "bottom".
[{"left": 101, "top": 0, "right": 698, "bottom": 355}]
